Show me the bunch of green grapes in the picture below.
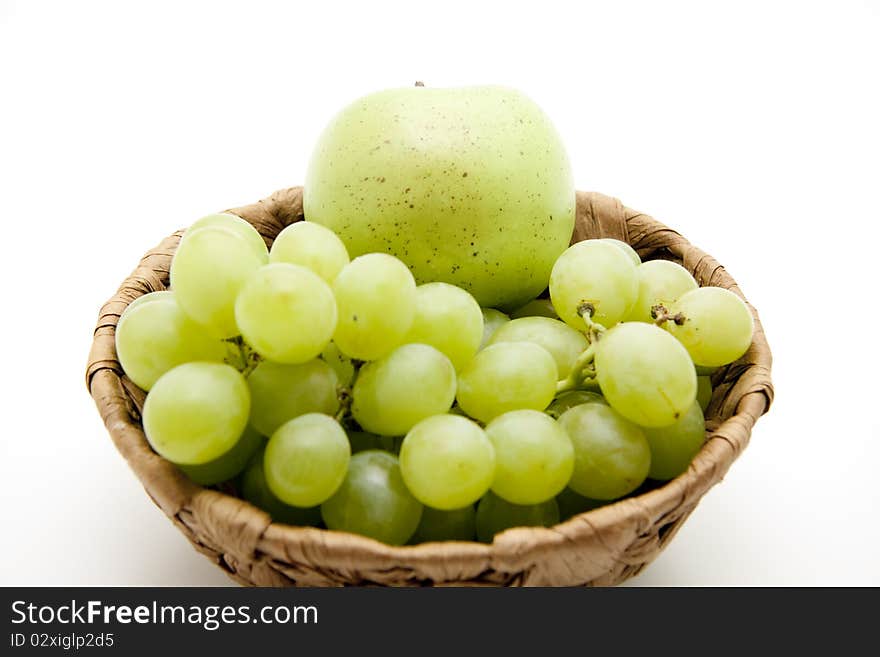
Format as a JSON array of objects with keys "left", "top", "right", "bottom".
[{"left": 119, "top": 213, "right": 753, "bottom": 547}]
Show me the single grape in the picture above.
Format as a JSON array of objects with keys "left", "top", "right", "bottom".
[
  {"left": 124, "top": 290, "right": 174, "bottom": 313},
  {"left": 116, "top": 292, "right": 227, "bottom": 390},
  {"left": 697, "top": 376, "right": 712, "bottom": 412},
  {"left": 399, "top": 414, "right": 496, "bottom": 510},
  {"left": 184, "top": 213, "right": 268, "bottom": 262},
  {"left": 509, "top": 298, "right": 559, "bottom": 320},
  {"left": 545, "top": 390, "right": 607, "bottom": 418},
  {"left": 695, "top": 364, "right": 719, "bottom": 376},
  {"left": 170, "top": 226, "right": 267, "bottom": 337},
  {"left": 332, "top": 253, "right": 416, "bottom": 361},
  {"left": 321, "top": 342, "right": 356, "bottom": 387},
  {"left": 142, "top": 363, "right": 250, "bottom": 465},
  {"left": 480, "top": 308, "right": 510, "bottom": 348},
  {"left": 666, "top": 287, "right": 755, "bottom": 367},
  {"left": 240, "top": 448, "right": 322, "bottom": 526},
  {"left": 247, "top": 359, "right": 339, "bottom": 437},
  {"left": 269, "top": 221, "right": 350, "bottom": 283},
  {"left": 595, "top": 322, "right": 697, "bottom": 427},
  {"left": 235, "top": 263, "right": 337, "bottom": 363},
  {"left": 488, "top": 316, "right": 588, "bottom": 379},
  {"left": 405, "top": 282, "right": 483, "bottom": 370},
  {"left": 549, "top": 240, "right": 638, "bottom": 330},
  {"left": 321, "top": 450, "right": 423, "bottom": 545},
  {"left": 556, "top": 487, "right": 606, "bottom": 521},
  {"left": 626, "top": 260, "right": 698, "bottom": 323},
  {"left": 475, "top": 492, "right": 559, "bottom": 543},
  {"left": 599, "top": 238, "right": 641, "bottom": 267},
  {"left": 485, "top": 410, "right": 574, "bottom": 505},
  {"left": 411, "top": 505, "right": 476, "bottom": 543},
  {"left": 178, "top": 425, "right": 264, "bottom": 486},
  {"left": 558, "top": 403, "right": 651, "bottom": 500},
  {"left": 456, "top": 342, "right": 557, "bottom": 423},
  {"left": 352, "top": 343, "right": 456, "bottom": 436},
  {"left": 644, "top": 401, "right": 706, "bottom": 481},
  {"left": 264, "top": 413, "right": 351, "bottom": 507}
]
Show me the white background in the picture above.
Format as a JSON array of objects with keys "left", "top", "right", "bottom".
[{"left": 1, "top": 0, "right": 878, "bottom": 586}]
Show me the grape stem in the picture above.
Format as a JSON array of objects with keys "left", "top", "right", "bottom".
[
  {"left": 651, "top": 304, "right": 686, "bottom": 327},
  {"left": 334, "top": 388, "right": 352, "bottom": 422},
  {"left": 224, "top": 336, "right": 262, "bottom": 377},
  {"left": 578, "top": 302, "right": 607, "bottom": 344},
  {"left": 555, "top": 344, "right": 596, "bottom": 393},
  {"left": 334, "top": 360, "right": 363, "bottom": 424}
]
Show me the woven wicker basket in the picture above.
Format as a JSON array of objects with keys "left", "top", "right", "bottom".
[{"left": 86, "top": 187, "right": 773, "bottom": 586}]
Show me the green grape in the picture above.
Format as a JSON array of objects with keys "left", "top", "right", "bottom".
[
  {"left": 666, "top": 287, "right": 755, "bottom": 367},
  {"left": 549, "top": 240, "right": 638, "bottom": 330},
  {"left": 264, "top": 413, "right": 351, "bottom": 507},
  {"left": 352, "top": 344, "right": 456, "bottom": 436},
  {"left": 599, "top": 238, "right": 641, "bottom": 267},
  {"left": 412, "top": 505, "right": 476, "bottom": 543},
  {"left": 235, "top": 263, "right": 337, "bottom": 364},
  {"left": 480, "top": 308, "right": 510, "bottom": 348},
  {"left": 545, "top": 390, "right": 607, "bottom": 418},
  {"left": 456, "top": 342, "right": 558, "bottom": 423},
  {"left": 269, "top": 221, "right": 350, "bottom": 283},
  {"left": 695, "top": 364, "right": 719, "bottom": 376},
  {"left": 697, "top": 376, "right": 712, "bottom": 412},
  {"left": 644, "top": 402, "right": 706, "bottom": 481},
  {"left": 558, "top": 403, "right": 651, "bottom": 500},
  {"left": 321, "top": 450, "right": 423, "bottom": 545},
  {"left": 247, "top": 359, "right": 339, "bottom": 437},
  {"left": 488, "top": 316, "right": 587, "bottom": 378},
  {"left": 475, "top": 492, "right": 559, "bottom": 543},
  {"left": 332, "top": 253, "right": 417, "bottom": 361},
  {"left": 405, "top": 282, "right": 483, "bottom": 370},
  {"left": 485, "top": 410, "right": 574, "bottom": 505},
  {"left": 178, "top": 425, "right": 264, "bottom": 486},
  {"left": 556, "top": 487, "right": 606, "bottom": 521},
  {"left": 184, "top": 213, "right": 268, "bottom": 262},
  {"left": 399, "top": 415, "right": 495, "bottom": 510},
  {"left": 170, "top": 226, "right": 267, "bottom": 337},
  {"left": 124, "top": 290, "right": 174, "bottom": 313},
  {"left": 509, "top": 298, "right": 559, "bottom": 320},
  {"left": 240, "top": 448, "right": 322, "bottom": 526},
  {"left": 626, "top": 260, "right": 698, "bottom": 323},
  {"left": 116, "top": 292, "right": 227, "bottom": 391},
  {"left": 321, "top": 342, "right": 356, "bottom": 387},
  {"left": 143, "top": 363, "right": 250, "bottom": 465},
  {"left": 595, "top": 322, "right": 697, "bottom": 427}
]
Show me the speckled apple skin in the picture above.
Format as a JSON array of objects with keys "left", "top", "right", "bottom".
[{"left": 303, "top": 86, "right": 575, "bottom": 310}]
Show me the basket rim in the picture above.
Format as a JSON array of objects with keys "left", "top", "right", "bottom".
[{"left": 86, "top": 187, "right": 773, "bottom": 586}]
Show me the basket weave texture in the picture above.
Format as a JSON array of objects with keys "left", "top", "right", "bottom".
[{"left": 86, "top": 187, "right": 773, "bottom": 586}]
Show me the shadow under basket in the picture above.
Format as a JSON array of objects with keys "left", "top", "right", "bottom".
[{"left": 86, "top": 188, "right": 774, "bottom": 586}]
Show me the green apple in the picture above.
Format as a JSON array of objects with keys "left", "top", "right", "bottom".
[{"left": 304, "top": 85, "right": 575, "bottom": 309}]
